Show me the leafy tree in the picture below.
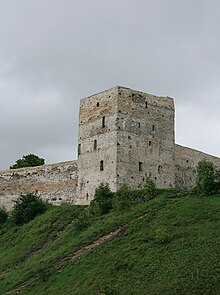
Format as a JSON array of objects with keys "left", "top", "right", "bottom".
[
  {"left": 10, "top": 154, "right": 45, "bottom": 169},
  {"left": 12, "top": 193, "right": 48, "bottom": 225},
  {"left": 195, "top": 160, "right": 216, "bottom": 196},
  {"left": 144, "top": 174, "right": 156, "bottom": 199},
  {"left": 90, "top": 183, "right": 113, "bottom": 215},
  {"left": 0, "top": 206, "right": 8, "bottom": 224}
]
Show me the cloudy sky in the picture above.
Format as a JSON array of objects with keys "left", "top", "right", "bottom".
[{"left": 0, "top": 0, "right": 220, "bottom": 170}]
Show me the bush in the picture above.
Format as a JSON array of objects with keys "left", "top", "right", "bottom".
[
  {"left": 144, "top": 174, "right": 156, "bottom": 199},
  {"left": 195, "top": 160, "right": 216, "bottom": 196},
  {"left": 90, "top": 183, "right": 113, "bottom": 216},
  {"left": 0, "top": 206, "right": 8, "bottom": 224},
  {"left": 12, "top": 193, "right": 48, "bottom": 225},
  {"left": 112, "top": 184, "right": 134, "bottom": 211}
]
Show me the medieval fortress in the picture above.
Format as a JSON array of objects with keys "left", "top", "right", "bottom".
[{"left": 1, "top": 86, "right": 220, "bottom": 210}]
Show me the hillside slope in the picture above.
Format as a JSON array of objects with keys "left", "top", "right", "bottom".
[{"left": 0, "top": 191, "right": 220, "bottom": 294}]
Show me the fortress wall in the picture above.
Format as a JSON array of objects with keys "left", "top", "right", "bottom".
[
  {"left": 175, "top": 144, "right": 220, "bottom": 188},
  {"left": 0, "top": 161, "right": 78, "bottom": 211}
]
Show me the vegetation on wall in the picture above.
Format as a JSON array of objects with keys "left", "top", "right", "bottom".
[{"left": 10, "top": 154, "right": 45, "bottom": 169}]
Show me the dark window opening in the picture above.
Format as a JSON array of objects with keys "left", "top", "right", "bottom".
[
  {"left": 142, "top": 177, "right": 145, "bottom": 181},
  {"left": 117, "top": 142, "right": 120, "bottom": 145},
  {"left": 130, "top": 145, "right": 132, "bottom": 148},
  {"left": 118, "top": 110, "right": 121, "bottom": 113},
  {"left": 78, "top": 144, "right": 81, "bottom": 155},
  {"left": 131, "top": 176, "right": 133, "bottom": 179},
  {"left": 149, "top": 141, "right": 152, "bottom": 146},
  {"left": 100, "top": 160, "right": 104, "bottom": 171},
  {"left": 119, "top": 92, "right": 121, "bottom": 95},
  {"left": 158, "top": 165, "right": 162, "bottom": 174},
  {"left": 138, "top": 123, "right": 140, "bottom": 128},
  {"left": 152, "top": 125, "right": 155, "bottom": 131},
  {"left": 128, "top": 135, "right": 131, "bottom": 139},
  {"left": 139, "top": 162, "right": 143, "bottom": 172},
  {"left": 97, "top": 102, "right": 99, "bottom": 107},
  {"left": 94, "top": 139, "right": 97, "bottom": 150},
  {"left": 145, "top": 102, "right": 148, "bottom": 108},
  {"left": 86, "top": 193, "right": 89, "bottom": 201},
  {"left": 102, "top": 116, "right": 105, "bottom": 128},
  {"left": 155, "top": 177, "right": 157, "bottom": 180}
]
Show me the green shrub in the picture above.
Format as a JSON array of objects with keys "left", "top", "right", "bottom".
[
  {"left": 11, "top": 193, "right": 48, "bottom": 225},
  {"left": 0, "top": 206, "right": 8, "bottom": 224},
  {"left": 195, "top": 160, "right": 216, "bottom": 196},
  {"left": 90, "top": 183, "right": 113, "bottom": 216},
  {"left": 112, "top": 184, "right": 134, "bottom": 211},
  {"left": 144, "top": 174, "right": 156, "bottom": 199}
]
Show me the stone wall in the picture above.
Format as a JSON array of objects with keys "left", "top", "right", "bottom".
[
  {"left": 0, "top": 161, "right": 78, "bottom": 210},
  {"left": 175, "top": 144, "right": 220, "bottom": 188}
]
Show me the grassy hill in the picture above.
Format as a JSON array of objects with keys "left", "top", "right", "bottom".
[{"left": 0, "top": 190, "right": 219, "bottom": 294}]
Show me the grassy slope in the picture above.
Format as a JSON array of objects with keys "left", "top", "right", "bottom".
[{"left": 0, "top": 191, "right": 220, "bottom": 294}]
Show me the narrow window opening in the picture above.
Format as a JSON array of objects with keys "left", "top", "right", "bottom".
[
  {"left": 138, "top": 122, "right": 141, "bottom": 128},
  {"left": 86, "top": 193, "right": 89, "bottom": 201},
  {"left": 145, "top": 101, "right": 148, "bottom": 108},
  {"left": 118, "top": 110, "right": 121, "bottom": 113},
  {"left": 152, "top": 125, "right": 155, "bottom": 131},
  {"left": 102, "top": 116, "right": 105, "bottom": 128},
  {"left": 119, "top": 92, "right": 121, "bottom": 95},
  {"left": 158, "top": 165, "right": 162, "bottom": 174},
  {"left": 128, "top": 135, "right": 131, "bottom": 139},
  {"left": 97, "top": 102, "right": 99, "bottom": 107},
  {"left": 100, "top": 160, "right": 104, "bottom": 171},
  {"left": 94, "top": 139, "right": 97, "bottom": 150},
  {"left": 149, "top": 141, "right": 152, "bottom": 146},
  {"left": 139, "top": 162, "right": 143, "bottom": 172},
  {"left": 78, "top": 144, "right": 81, "bottom": 155}
]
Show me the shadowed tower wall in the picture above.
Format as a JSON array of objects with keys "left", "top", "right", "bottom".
[{"left": 77, "top": 86, "right": 175, "bottom": 204}]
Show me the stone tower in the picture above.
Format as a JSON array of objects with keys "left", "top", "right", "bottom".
[{"left": 76, "top": 86, "right": 175, "bottom": 204}]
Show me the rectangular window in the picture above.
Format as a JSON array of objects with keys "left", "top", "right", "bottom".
[
  {"left": 149, "top": 141, "right": 151, "bottom": 146},
  {"left": 102, "top": 116, "right": 105, "bottom": 128},
  {"left": 100, "top": 160, "right": 104, "bottom": 171},
  {"left": 139, "top": 162, "right": 143, "bottom": 172},
  {"left": 152, "top": 125, "right": 155, "bottom": 131},
  {"left": 94, "top": 139, "right": 97, "bottom": 150}
]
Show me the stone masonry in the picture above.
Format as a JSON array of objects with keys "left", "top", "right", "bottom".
[
  {"left": 0, "top": 161, "right": 77, "bottom": 210},
  {"left": 0, "top": 86, "right": 220, "bottom": 209}
]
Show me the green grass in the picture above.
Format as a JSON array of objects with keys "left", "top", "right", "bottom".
[{"left": 0, "top": 190, "right": 220, "bottom": 294}]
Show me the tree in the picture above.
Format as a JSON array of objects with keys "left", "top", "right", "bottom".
[
  {"left": 90, "top": 183, "right": 113, "bottom": 215},
  {"left": 10, "top": 154, "right": 45, "bottom": 169},
  {"left": 195, "top": 160, "right": 216, "bottom": 196},
  {"left": 11, "top": 193, "right": 48, "bottom": 225}
]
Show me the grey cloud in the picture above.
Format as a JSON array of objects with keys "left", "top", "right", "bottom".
[{"left": 0, "top": 0, "right": 220, "bottom": 169}]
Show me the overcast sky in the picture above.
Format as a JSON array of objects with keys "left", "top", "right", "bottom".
[{"left": 0, "top": 0, "right": 220, "bottom": 170}]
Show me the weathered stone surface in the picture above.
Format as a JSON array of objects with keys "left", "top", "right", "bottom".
[
  {"left": 0, "top": 161, "right": 77, "bottom": 210},
  {"left": 175, "top": 144, "right": 220, "bottom": 188}
]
